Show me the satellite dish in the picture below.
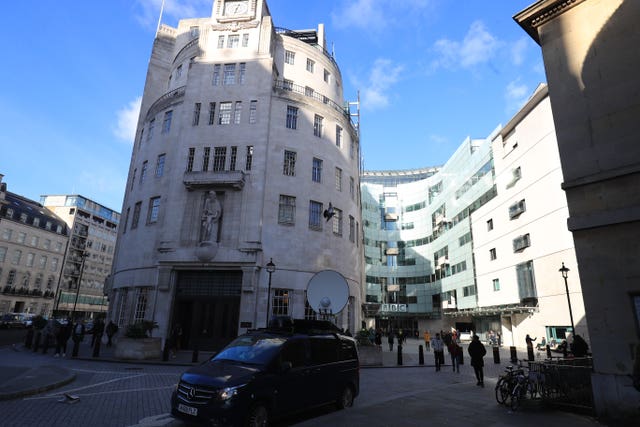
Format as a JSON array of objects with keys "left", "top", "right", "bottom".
[{"left": 306, "top": 270, "right": 349, "bottom": 317}]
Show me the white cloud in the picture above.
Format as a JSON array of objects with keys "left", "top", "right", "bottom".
[
  {"left": 504, "top": 79, "right": 529, "bottom": 113},
  {"left": 114, "top": 97, "right": 142, "bottom": 143},
  {"left": 331, "top": 0, "right": 432, "bottom": 31},
  {"left": 511, "top": 37, "right": 529, "bottom": 66},
  {"left": 135, "top": 0, "right": 211, "bottom": 29},
  {"left": 361, "top": 58, "right": 404, "bottom": 111},
  {"left": 432, "top": 21, "right": 501, "bottom": 70}
]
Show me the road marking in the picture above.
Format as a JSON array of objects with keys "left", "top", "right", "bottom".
[
  {"left": 25, "top": 385, "right": 175, "bottom": 400},
  {"left": 128, "top": 413, "right": 179, "bottom": 427},
  {"left": 23, "top": 373, "right": 148, "bottom": 400}
]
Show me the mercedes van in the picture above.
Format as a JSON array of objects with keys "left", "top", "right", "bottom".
[{"left": 171, "top": 318, "right": 359, "bottom": 426}]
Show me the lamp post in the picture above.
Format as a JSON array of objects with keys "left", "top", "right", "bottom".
[
  {"left": 559, "top": 262, "right": 575, "bottom": 334},
  {"left": 71, "top": 252, "right": 89, "bottom": 321},
  {"left": 265, "top": 258, "right": 275, "bottom": 326}
]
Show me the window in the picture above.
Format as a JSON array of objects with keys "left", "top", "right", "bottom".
[
  {"left": 284, "top": 50, "right": 295, "bottom": 65},
  {"left": 309, "top": 201, "right": 323, "bottom": 230},
  {"left": 335, "top": 167, "right": 342, "bottom": 191},
  {"left": 332, "top": 208, "right": 343, "bottom": 236},
  {"left": 489, "top": 248, "right": 496, "bottom": 260},
  {"left": 176, "top": 64, "right": 183, "bottom": 78},
  {"left": 217, "top": 35, "right": 225, "bottom": 48},
  {"left": 213, "top": 64, "right": 221, "bottom": 86},
  {"left": 493, "top": 278, "right": 500, "bottom": 291},
  {"left": 283, "top": 150, "right": 296, "bottom": 176},
  {"left": 17, "top": 232, "right": 26, "bottom": 244},
  {"left": 148, "top": 197, "right": 161, "bottom": 224},
  {"left": 131, "top": 202, "right": 142, "bottom": 229},
  {"left": 223, "top": 64, "right": 236, "bottom": 85},
  {"left": 147, "top": 118, "right": 154, "bottom": 141},
  {"left": 219, "top": 102, "right": 232, "bottom": 125},
  {"left": 43, "top": 239, "right": 51, "bottom": 250},
  {"left": 117, "top": 289, "right": 129, "bottom": 327},
  {"left": 349, "top": 215, "right": 355, "bottom": 242},
  {"left": 1, "top": 229, "right": 10, "bottom": 241},
  {"left": 286, "top": 106, "right": 298, "bottom": 129},
  {"left": 305, "top": 86, "right": 314, "bottom": 97},
  {"left": 509, "top": 199, "right": 526, "bottom": 219},
  {"left": 463, "top": 285, "right": 477, "bottom": 297},
  {"left": 190, "top": 26, "right": 199, "bottom": 38},
  {"left": 50, "top": 257, "right": 57, "bottom": 271},
  {"left": 192, "top": 102, "right": 201, "bottom": 126},
  {"left": 313, "top": 114, "right": 323, "bottom": 137},
  {"left": 133, "top": 288, "right": 149, "bottom": 323},
  {"left": 487, "top": 219, "right": 494, "bottom": 231},
  {"left": 30, "top": 236, "right": 39, "bottom": 247},
  {"left": 336, "top": 126, "right": 342, "bottom": 147},
  {"left": 155, "top": 154, "right": 166, "bottom": 177},
  {"left": 230, "top": 146, "right": 237, "bottom": 171},
  {"left": 140, "top": 161, "right": 148, "bottom": 183},
  {"left": 272, "top": 289, "right": 290, "bottom": 316},
  {"left": 208, "top": 102, "right": 216, "bottom": 125},
  {"left": 249, "top": 100, "right": 257, "bottom": 124},
  {"left": 33, "top": 218, "right": 40, "bottom": 227},
  {"left": 283, "top": 79, "right": 293, "bottom": 91},
  {"left": 12, "top": 249, "right": 22, "bottom": 265},
  {"left": 516, "top": 260, "right": 537, "bottom": 299},
  {"left": 312, "top": 158, "right": 322, "bottom": 183},
  {"left": 55, "top": 242, "right": 63, "bottom": 252},
  {"left": 242, "top": 33, "right": 249, "bottom": 47},
  {"left": 19, "top": 213, "right": 28, "bottom": 223},
  {"left": 213, "top": 147, "right": 227, "bottom": 171},
  {"left": 162, "top": 110, "right": 173, "bottom": 134},
  {"left": 350, "top": 177, "right": 355, "bottom": 200},
  {"left": 130, "top": 169, "right": 136, "bottom": 190},
  {"left": 306, "top": 58, "right": 315, "bottom": 73},
  {"left": 278, "top": 195, "right": 296, "bottom": 225},
  {"left": 186, "top": 147, "right": 195, "bottom": 172},
  {"left": 234, "top": 101, "right": 242, "bottom": 124},
  {"left": 6, "top": 269, "right": 16, "bottom": 286},
  {"left": 513, "top": 233, "right": 531, "bottom": 252},
  {"left": 0, "top": 246, "right": 8, "bottom": 263},
  {"left": 123, "top": 208, "right": 130, "bottom": 233},
  {"left": 239, "top": 63, "right": 246, "bottom": 84},
  {"left": 245, "top": 146, "right": 253, "bottom": 171},
  {"left": 350, "top": 140, "right": 356, "bottom": 159},
  {"left": 202, "top": 147, "right": 210, "bottom": 171},
  {"left": 324, "top": 69, "right": 331, "bottom": 83},
  {"left": 227, "top": 34, "right": 239, "bottom": 48},
  {"left": 5, "top": 209, "right": 14, "bottom": 219},
  {"left": 26, "top": 253, "right": 35, "bottom": 267}
]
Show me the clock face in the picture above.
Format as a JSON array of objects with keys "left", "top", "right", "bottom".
[{"left": 224, "top": 1, "right": 249, "bottom": 16}]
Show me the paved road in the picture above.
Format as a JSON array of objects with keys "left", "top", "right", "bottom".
[{"left": 0, "top": 337, "right": 631, "bottom": 427}]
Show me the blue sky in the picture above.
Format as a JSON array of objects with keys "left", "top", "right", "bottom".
[{"left": 0, "top": 0, "right": 543, "bottom": 212}]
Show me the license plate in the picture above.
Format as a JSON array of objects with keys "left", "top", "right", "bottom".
[{"left": 178, "top": 403, "right": 198, "bottom": 416}]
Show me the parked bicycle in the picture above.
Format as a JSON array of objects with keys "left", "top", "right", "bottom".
[
  {"left": 495, "top": 365, "right": 524, "bottom": 405},
  {"left": 510, "top": 364, "right": 545, "bottom": 410}
]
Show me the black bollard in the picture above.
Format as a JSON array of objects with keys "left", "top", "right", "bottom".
[
  {"left": 397, "top": 344, "right": 403, "bottom": 365},
  {"left": 493, "top": 346, "right": 501, "bottom": 364},
  {"left": 510, "top": 346, "right": 518, "bottom": 364},
  {"left": 418, "top": 345, "right": 424, "bottom": 365},
  {"left": 72, "top": 339, "right": 80, "bottom": 358},
  {"left": 92, "top": 335, "right": 101, "bottom": 358},
  {"left": 33, "top": 332, "right": 41, "bottom": 352},
  {"left": 546, "top": 345, "right": 551, "bottom": 359},
  {"left": 192, "top": 340, "right": 199, "bottom": 363},
  {"left": 25, "top": 328, "right": 34, "bottom": 349},
  {"left": 527, "top": 346, "right": 534, "bottom": 361}
]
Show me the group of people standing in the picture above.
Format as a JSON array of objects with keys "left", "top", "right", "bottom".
[
  {"left": 40, "top": 317, "right": 119, "bottom": 358},
  {"left": 427, "top": 330, "right": 486, "bottom": 387}
]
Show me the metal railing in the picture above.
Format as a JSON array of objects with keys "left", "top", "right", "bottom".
[
  {"left": 273, "top": 79, "right": 351, "bottom": 120},
  {"left": 528, "top": 358, "right": 594, "bottom": 413}
]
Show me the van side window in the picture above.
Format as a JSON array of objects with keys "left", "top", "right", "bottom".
[
  {"left": 309, "top": 337, "right": 338, "bottom": 364},
  {"left": 280, "top": 340, "right": 307, "bottom": 368}
]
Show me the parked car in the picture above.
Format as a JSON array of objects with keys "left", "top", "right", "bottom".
[
  {"left": 171, "top": 318, "right": 359, "bottom": 426},
  {"left": 0, "top": 313, "right": 25, "bottom": 329}
]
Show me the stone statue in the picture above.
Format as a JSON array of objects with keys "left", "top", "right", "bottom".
[{"left": 200, "top": 191, "right": 221, "bottom": 243}]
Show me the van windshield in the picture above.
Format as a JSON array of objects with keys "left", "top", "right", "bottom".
[{"left": 212, "top": 335, "right": 287, "bottom": 365}]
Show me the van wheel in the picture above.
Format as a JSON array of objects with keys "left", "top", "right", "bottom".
[
  {"left": 336, "top": 386, "right": 354, "bottom": 409},
  {"left": 246, "top": 403, "right": 269, "bottom": 427}
]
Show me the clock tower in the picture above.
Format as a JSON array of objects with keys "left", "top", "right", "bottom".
[{"left": 213, "top": 0, "right": 261, "bottom": 23}]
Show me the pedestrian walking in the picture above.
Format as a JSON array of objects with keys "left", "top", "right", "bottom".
[
  {"left": 105, "top": 321, "right": 118, "bottom": 347},
  {"left": 170, "top": 323, "right": 183, "bottom": 358},
  {"left": 72, "top": 319, "right": 85, "bottom": 344},
  {"left": 387, "top": 330, "right": 395, "bottom": 352},
  {"left": 431, "top": 333, "right": 445, "bottom": 371},
  {"left": 55, "top": 318, "right": 71, "bottom": 358},
  {"left": 91, "top": 318, "right": 105, "bottom": 347},
  {"left": 448, "top": 333, "right": 461, "bottom": 373},
  {"left": 468, "top": 335, "right": 487, "bottom": 387},
  {"left": 423, "top": 330, "right": 431, "bottom": 351},
  {"left": 374, "top": 329, "right": 382, "bottom": 348}
]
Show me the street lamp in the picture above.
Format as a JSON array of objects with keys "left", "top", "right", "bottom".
[
  {"left": 265, "top": 258, "right": 276, "bottom": 326},
  {"left": 71, "top": 252, "right": 89, "bottom": 321},
  {"left": 559, "top": 262, "right": 575, "bottom": 334}
]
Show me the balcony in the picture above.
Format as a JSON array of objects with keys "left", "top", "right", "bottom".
[{"left": 183, "top": 170, "right": 245, "bottom": 190}]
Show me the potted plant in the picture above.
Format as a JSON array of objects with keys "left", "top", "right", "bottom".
[{"left": 114, "top": 320, "right": 162, "bottom": 360}]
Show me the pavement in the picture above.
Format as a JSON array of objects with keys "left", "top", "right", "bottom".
[{"left": 0, "top": 335, "right": 636, "bottom": 426}]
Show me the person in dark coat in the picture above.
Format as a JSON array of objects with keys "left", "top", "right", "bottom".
[
  {"left": 91, "top": 318, "right": 105, "bottom": 347},
  {"left": 571, "top": 334, "right": 589, "bottom": 357},
  {"left": 387, "top": 330, "right": 395, "bottom": 352},
  {"left": 105, "top": 321, "right": 118, "bottom": 347},
  {"left": 468, "top": 334, "right": 487, "bottom": 387},
  {"left": 374, "top": 329, "right": 382, "bottom": 348}
]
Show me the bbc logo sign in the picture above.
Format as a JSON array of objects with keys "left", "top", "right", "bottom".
[{"left": 381, "top": 304, "right": 407, "bottom": 313}]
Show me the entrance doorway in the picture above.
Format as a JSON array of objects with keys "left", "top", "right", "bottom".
[{"left": 173, "top": 270, "right": 242, "bottom": 352}]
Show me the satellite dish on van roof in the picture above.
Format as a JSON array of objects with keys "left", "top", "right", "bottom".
[{"left": 306, "top": 270, "right": 349, "bottom": 317}]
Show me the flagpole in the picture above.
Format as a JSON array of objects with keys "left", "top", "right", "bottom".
[{"left": 156, "top": 0, "right": 166, "bottom": 35}]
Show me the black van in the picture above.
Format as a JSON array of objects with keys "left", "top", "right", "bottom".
[{"left": 171, "top": 318, "right": 359, "bottom": 426}]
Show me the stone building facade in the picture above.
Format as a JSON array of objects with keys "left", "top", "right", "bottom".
[{"left": 108, "top": 0, "right": 362, "bottom": 350}]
